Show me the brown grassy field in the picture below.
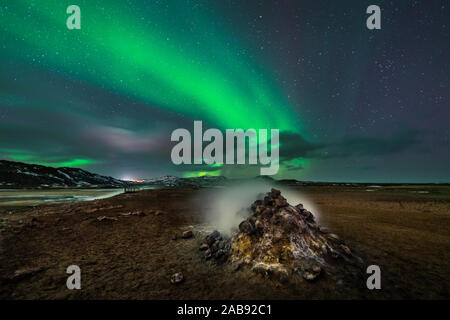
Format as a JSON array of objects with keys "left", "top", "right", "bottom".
[{"left": 0, "top": 185, "right": 449, "bottom": 299}]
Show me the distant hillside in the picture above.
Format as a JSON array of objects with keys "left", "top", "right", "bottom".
[
  {"left": 143, "top": 175, "right": 228, "bottom": 187},
  {"left": 0, "top": 160, "right": 126, "bottom": 188},
  {"left": 142, "top": 175, "right": 303, "bottom": 187}
]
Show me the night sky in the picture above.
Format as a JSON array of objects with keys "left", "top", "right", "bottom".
[{"left": 0, "top": 1, "right": 449, "bottom": 182}]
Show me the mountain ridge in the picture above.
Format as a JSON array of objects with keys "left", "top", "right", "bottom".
[{"left": 0, "top": 160, "right": 126, "bottom": 188}]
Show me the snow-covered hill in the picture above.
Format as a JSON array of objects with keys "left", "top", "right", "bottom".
[
  {"left": 143, "top": 175, "right": 228, "bottom": 187},
  {"left": 0, "top": 160, "right": 126, "bottom": 188}
]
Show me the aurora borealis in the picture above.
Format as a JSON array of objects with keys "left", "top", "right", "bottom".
[{"left": 0, "top": 1, "right": 449, "bottom": 182}]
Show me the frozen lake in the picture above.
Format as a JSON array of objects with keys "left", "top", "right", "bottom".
[{"left": 0, "top": 187, "right": 153, "bottom": 207}]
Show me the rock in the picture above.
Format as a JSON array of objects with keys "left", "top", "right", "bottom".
[
  {"left": 302, "top": 265, "right": 321, "bottom": 281},
  {"left": 270, "top": 214, "right": 281, "bottom": 225},
  {"left": 154, "top": 210, "right": 162, "bottom": 216},
  {"left": 205, "top": 230, "right": 221, "bottom": 246},
  {"left": 214, "top": 249, "right": 225, "bottom": 258},
  {"left": 170, "top": 272, "right": 184, "bottom": 284},
  {"left": 329, "top": 248, "right": 340, "bottom": 259},
  {"left": 199, "top": 243, "right": 209, "bottom": 251},
  {"left": 340, "top": 244, "right": 352, "bottom": 256},
  {"left": 251, "top": 200, "right": 263, "bottom": 212},
  {"left": 307, "top": 221, "right": 318, "bottom": 229},
  {"left": 253, "top": 205, "right": 264, "bottom": 215},
  {"left": 210, "top": 240, "right": 219, "bottom": 252},
  {"left": 9, "top": 267, "right": 44, "bottom": 280},
  {"left": 120, "top": 211, "right": 145, "bottom": 217},
  {"left": 275, "top": 198, "right": 288, "bottom": 207},
  {"left": 238, "top": 220, "right": 255, "bottom": 234},
  {"left": 252, "top": 263, "right": 270, "bottom": 276},
  {"left": 263, "top": 196, "right": 275, "bottom": 206},
  {"left": 205, "top": 236, "right": 216, "bottom": 246},
  {"left": 328, "top": 233, "right": 340, "bottom": 241},
  {"left": 302, "top": 210, "right": 314, "bottom": 221},
  {"left": 203, "top": 230, "right": 231, "bottom": 263},
  {"left": 231, "top": 262, "right": 242, "bottom": 272},
  {"left": 204, "top": 249, "right": 212, "bottom": 260},
  {"left": 286, "top": 206, "right": 298, "bottom": 215},
  {"left": 96, "top": 216, "right": 118, "bottom": 222},
  {"left": 271, "top": 188, "right": 281, "bottom": 196},
  {"left": 298, "top": 219, "right": 306, "bottom": 232},
  {"left": 281, "top": 214, "right": 300, "bottom": 232},
  {"left": 181, "top": 230, "right": 193, "bottom": 239},
  {"left": 254, "top": 219, "right": 264, "bottom": 231},
  {"left": 261, "top": 207, "right": 273, "bottom": 218},
  {"left": 251, "top": 262, "right": 289, "bottom": 282},
  {"left": 319, "top": 226, "right": 330, "bottom": 233}
]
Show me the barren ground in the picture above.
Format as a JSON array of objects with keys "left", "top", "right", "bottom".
[{"left": 1, "top": 185, "right": 449, "bottom": 299}]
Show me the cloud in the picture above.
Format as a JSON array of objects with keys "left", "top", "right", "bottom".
[
  {"left": 277, "top": 128, "right": 422, "bottom": 168},
  {"left": 316, "top": 128, "right": 422, "bottom": 159},
  {"left": 279, "top": 131, "right": 324, "bottom": 161},
  {"left": 86, "top": 126, "right": 165, "bottom": 153},
  {"left": 283, "top": 162, "right": 305, "bottom": 172}
]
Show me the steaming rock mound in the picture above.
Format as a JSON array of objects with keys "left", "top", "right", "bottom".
[{"left": 229, "top": 189, "right": 364, "bottom": 282}]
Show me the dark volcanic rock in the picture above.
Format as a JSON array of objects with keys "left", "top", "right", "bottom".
[
  {"left": 204, "top": 249, "right": 213, "bottom": 260},
  {"left": 238, "top": 220, "right": 255, "bottom": 234},
  {"left": 201, "top": 230, "right": 230, "bottom": 263},
  {"left": 205, "top": 230, "right": 222, "bottom": 246},
  {"left": 182, "top": 230, "right": 193, "bottom": 239}
]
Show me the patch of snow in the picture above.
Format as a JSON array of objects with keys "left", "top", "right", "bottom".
[
  {"left": 48, "top": 174, "right": 64, "bottom": 181},
  {"left": 57, "top": 170, "right": 73, "bottom": 180},
  {"left": 22, "top": 171, "right": 41, "bottom": 177}
]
